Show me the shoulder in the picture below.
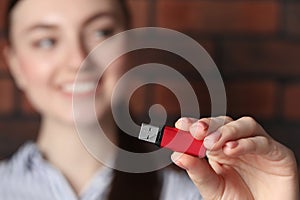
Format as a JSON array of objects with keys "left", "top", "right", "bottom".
[
  {"left": 0, "top": 159, "right": 12, "bottom": 178},
  {"left": 0, "top": 157, "right": 21, "bottom": 194},
  {"left": 0, "top": 142, "right": 42, "bottom": 193},
  {"left": 0, "top": 143, "right": 29, "bottom": 184},
  {"left": 0, "top": 142, "right": 35, "bottom": 175},
  {"left": 160, "top": 167, "right": 202, "bottom": 200},
  {"left": 0, "top": 149, "right": 24, "bottom": 198},
  {"left": 0, "top": 153, "right": 21, "bottom": 180}
]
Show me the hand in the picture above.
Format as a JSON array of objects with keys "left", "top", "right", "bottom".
[{"left": 171, "top": 116, "right": 299, "bottom": 200}]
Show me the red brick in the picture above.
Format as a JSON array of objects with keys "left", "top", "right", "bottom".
[
  {"left": 283, "top": 83, "right": 300, "bottom": 120},
  {"left": 0, "top": 0, "right": 8, "bottom": 72},
  {"left": 154, "top": 81, "right": 211, "bottom": 117},
  {"left": 157, "top": 1, "right": 279, "bottom": 34},
  {"left": 126, "top": 0, "right": 149, "bottom": 28},
  {"left": 192, "top": 38, "right": 215, "bottom": 60},
  {"left": 166, "top": 36, "right": 216, "bottom": 63},
  {"left": 226, "top": 81, "right": 277, "bottom": 119},
  {"left": 0, "top": 78, "right": 15, "bottom": 115},
  {"left": 0, "top": 0, "right": 8, "bottom": 30},
  {"left": 285, "top": 3, "right": 300, "bottom": 36},
  {"left": 0, "top": 38, "right": 9, "bottom": 73},
  {"left": 222, "top": 40, "right": 300, "bottom": 77}
]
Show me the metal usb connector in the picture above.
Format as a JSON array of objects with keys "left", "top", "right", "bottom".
[{"left": 138, "top": 123, "right": 162, "bottom": 146}]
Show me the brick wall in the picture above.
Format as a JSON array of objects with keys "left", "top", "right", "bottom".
[
  {"left": 130, "top": 0, "right": 300, "bottom": 169},
  {"left": 0, "top": 0, "right": 300, "bottom": 173}
]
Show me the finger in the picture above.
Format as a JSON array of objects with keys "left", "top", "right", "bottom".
[
  {"left": 222, "top": 136, "right": 271, "bottom": 157},
  {"left": 200, "top": 116, "right": 233, "bottom": 134},
  {"left": 175, "top": 117, "right": 198, "bottom": 131},
  {"left": 204, "top": 116, "right": 267, "bottom": 151},
  {"left": 171, "top": 152, "right": 224, "bottom": 199},
  {"left": 223, "top": 136, "right": 293, "bottom": 163},
  {"left": 189, "top": 116, "right": 233, "bottom": 140}
]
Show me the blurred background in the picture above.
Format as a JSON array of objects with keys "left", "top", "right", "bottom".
[{"left": 0, "top": 0, "right": 299, "bottom": 176}]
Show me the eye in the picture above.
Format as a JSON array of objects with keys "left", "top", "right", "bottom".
[
  {"left": 94, "top": 29, "right": 114, "bottom": 39},
  {"left": 34, "top": 38, "right": 56, "bottom": 49},
  {"left": 83, "top": 27, "right": 115, "bottom": 50}
]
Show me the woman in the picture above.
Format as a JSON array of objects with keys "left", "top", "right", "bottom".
[
  {"left": 0, "top": 0, "right": 200, "bottom": 199},
  {"left": 1, "top": 0, "right": 299, "bottom": 199}
]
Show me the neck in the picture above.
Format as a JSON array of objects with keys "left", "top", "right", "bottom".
[{"left": 36, "top": 115, "right": 116, "bottom": 195}]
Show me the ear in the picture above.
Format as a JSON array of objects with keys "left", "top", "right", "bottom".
[{"left": 3, "top": 45, "right": 27, "bottom": 90}]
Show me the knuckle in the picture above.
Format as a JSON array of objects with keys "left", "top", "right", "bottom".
[
  {"left": 220, "top": 124, "right": 238, "bottom": 137},
  {"left": 256, "top": 136, "right": 273, "bottom": 155},
  {"left": 224, "top": 115, "right": 233, "bottom": 122},
  {"left": 261, "top": 136, "right": 271, "bottom": 146},
  {"left": 211, "top": 117, "right": 224, "bottom": 127},
  {"left": 241, "top": 116, "right": 259, "bottom": 134},
  {"left": 187, "top": 117, "right": 198, "bottom": 123},
  {"left": 241, "top": 116, "right": 256, "bottom": 124},
  {"left": 217, "top": 116, "right": 233, "bottom": 125},
  {"left": 198, "top": 117, "right": 210, "bottom": 124}
]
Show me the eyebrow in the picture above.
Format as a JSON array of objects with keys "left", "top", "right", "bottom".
[
  {"left": 23, "top": 12, "right": 116, "bottom": 34},
  {"left": 82, "top": 12, "right": 116, "bottom": 26},
  {"left": 24, "top": 24, "right": 58, "bottom": 34}
]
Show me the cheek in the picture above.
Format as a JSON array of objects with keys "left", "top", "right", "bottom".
[
  {"left": 18, "top": 53, "right": 56, "bottom": 85},
  {"left": 16, "top": 55, "right": 55, "bottom": 112}
]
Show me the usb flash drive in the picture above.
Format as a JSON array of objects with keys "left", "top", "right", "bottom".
[{"left": 138, "top": 123, "right": 206, "bottom": 158}]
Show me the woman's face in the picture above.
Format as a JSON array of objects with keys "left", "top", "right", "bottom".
[{"left": 6, "top": 0, "right": 126, "bottom": 124}]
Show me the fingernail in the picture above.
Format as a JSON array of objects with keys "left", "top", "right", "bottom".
[
  {"left": 225, "top": 141, "right": 238, "bottom": 149},
  {"left": 171, "top": 152, "right": 187, "bottom": 170},
  {"left": 171, "top": 152, "right": 182, "bottom": 162},
  {"left": 175, "top": 117, "right": 192, "bottom": 130},
  {"left": 190, "top": 122, "right": 207, "bottom": 139},
  {"left": 175, "top": 117, "right": 188, "bottom": 127},
  {"left": 199, "top": 121, "right": 209, "bottom": 131},
  {"left": 204, "top": 131, "right": 221, "bottom": 149},
  {"left": 191, "top": 122, "right": 208, "bottom": 132},
  {"left": 189, "top": 123, "right": 200, "bottom": 136}
]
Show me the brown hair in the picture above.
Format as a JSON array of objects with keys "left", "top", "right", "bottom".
[{"left": 4, "top": 0, "right": 162, "bottom": 199}]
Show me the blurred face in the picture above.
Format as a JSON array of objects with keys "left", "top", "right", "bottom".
[{"left": 6, "top": 0, "right": 126, "bottom": 124}]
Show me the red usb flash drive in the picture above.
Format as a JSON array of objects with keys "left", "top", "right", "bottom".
[{"left": 138, "top": 123, "right": 206, "bottom": 158}]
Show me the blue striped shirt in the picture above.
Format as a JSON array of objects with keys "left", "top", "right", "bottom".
[{"left": 0, "top": 142, "right": 202, "bottom": 200}]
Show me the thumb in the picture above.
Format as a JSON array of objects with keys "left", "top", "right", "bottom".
[{"left": 171, "top": 152, "right": 224, "bottom": 199}]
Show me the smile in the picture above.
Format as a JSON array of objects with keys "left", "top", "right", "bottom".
[{"left": 61, "top": 81, "right": 98, "bottom": 95}]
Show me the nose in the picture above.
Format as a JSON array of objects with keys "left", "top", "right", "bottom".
[{"left": 67, "top": 38, "right": 87, "bottom": 71}]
